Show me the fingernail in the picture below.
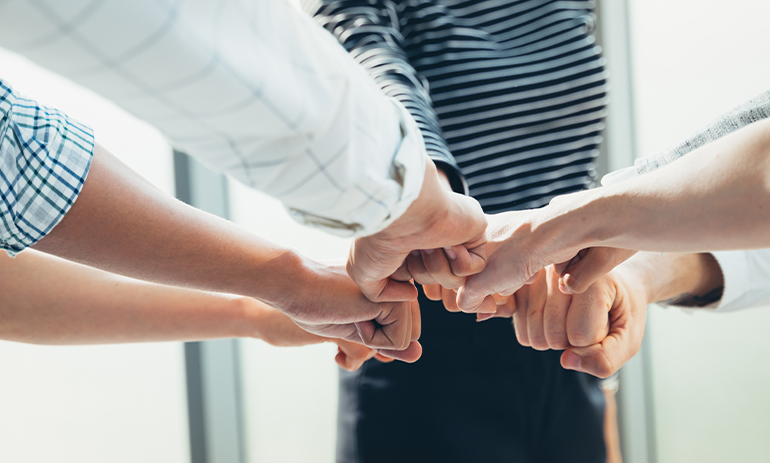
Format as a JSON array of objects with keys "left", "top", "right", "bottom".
[
  {"left": 410, "top": 250, "right": 420, "bottom": 257},
  {"left": 564, "top": 352, "right": 582, "bottom": 371},
  {"left": 558, "top": 276, "right": 573, "bottom": 295},
  {"left": 476, "top": 313, "right": 495, "bottom": 322},
  {"left": 444, "top": 247, "right": 457, "bottom": 260},
  {"left": 423, "top": 248, "right": 436, "bottom": 255}
]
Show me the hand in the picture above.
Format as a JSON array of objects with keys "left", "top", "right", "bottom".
[
  {"left": 285, "top": 263, "right": 422, "bottom": 362},
  {"left": 347, "top": 158, "right": 487, "bottom": 302},
  {"left": 243, "top": 298, "right": 413, "bottom": 370},
  {"left": 558, "top": 247, "right": 638, "bottom": 295},
  {"left": 457, "top": 207, "right": 637, "bottom": 312},
  {"left": 487, "top": 264, "right": 648, "bottom": 378},
  {"left": 335, "top": 341, "right": 395, "bottom": 371},
  {"left": 456, "top": 210, "right": 558, "bottom": 313}
]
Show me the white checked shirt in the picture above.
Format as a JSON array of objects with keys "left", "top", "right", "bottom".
[{"left": 0, "top": 0, "right": 426, "bottom": 242}]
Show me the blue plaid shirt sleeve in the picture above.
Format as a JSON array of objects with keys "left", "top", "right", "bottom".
[{"left": 0, "top": 79, "right": 94, "bottom": 256}]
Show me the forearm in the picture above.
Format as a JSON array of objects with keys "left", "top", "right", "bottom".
[
  {"left": 0, "top": 250, "right": 322, "bottom": 345},
  {"left": 616, "top": 252, "right": 724, "bottom": 307},
  {"left": 539, "top": 118, "right": 770, "bottom": 253},
  {"left": 33, "top": 144, "right": 313, "bottom": 314}
]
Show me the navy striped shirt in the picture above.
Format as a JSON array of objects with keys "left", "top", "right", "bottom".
[{"left": 309, "top": 0, "right": 606, "bottom": 212}]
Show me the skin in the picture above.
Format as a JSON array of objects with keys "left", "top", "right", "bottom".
[
  {"left": 347, "top": 159, "right": 489, "bottom": 303},
  {"left": 0, "top": 249, "right": 391, "bottom": 371},
  {"left": 457, "top": 118, "right": 770, "bottom": 311},
  {"left": 488, "top": 252, "right": 723, "bottom": 378},
  {"left": 33, "top": 144, "right": 420, "bottom": 361}
]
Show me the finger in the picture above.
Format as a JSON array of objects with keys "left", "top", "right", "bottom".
[
  {"left": 561, "top": 272, "right": 647, "bottom": 378},
  {"left": 367, "top": 278, "right": 420, "bottom": 303},
  {"left": 407, "top": 251, "right": 436, "bottom": 286},
  {"left": 492, "top": 292, "right": 517, "bottom": 318},
  {"left": 512, "top": 289, "right": 530, "bottom": 347},
  {"left": 423, "top": 283, "right": 443, "bottom": 301},
  {"left": 477, "top": 293, "right": 516, "bottom": 321},
  {"left": 335, "top": 347, "right": 356, "bottom": 371},
  {"left": 441, "top": 286, "right": 461, "bottom": 312},
  {"left": 446, "top": 240, "right": 487, "bottom": 278},
  {"left": 346, "top": 259, "right": 418, "bottom": 303},
  {"left": 376, "top": 341, "right": 423, "bottom": 363},
  {"left": 542, "top": 267, "right": 572, "bottom": 349},
  {"left": 459, "top": 268, "right": 527, "bottom": 313},
  {"left": 456, "top": 291, "right": 496, "bottom": 314},
  {"left": 335, "top": 342, "right": 377, "bottom": 371},
  {"left": 410, "top": 299, "right": 422, "bottom": 341},
  {"left": 566, "top": 280, "right": 613, "bottom": 348},
  {"left": 561, "top": 331, "right": 637, "bottom": 378},
  {"left": 373, "top": 353, "right": 395, "bottom": 363},
  {"left": 355, "top": 302, "right": 412, "bottom": 350},
  {"left": 390, "top": 259, "right": 412, "bottom": 282},
  {"left": 560, "top": 248, "right": 637, "bottom": 295},
  {"left": 421, "top": 249, "right": 466, "bottom": 290},
  {"left": 525, "top": 272, "right": 549, "bottom": 351}
]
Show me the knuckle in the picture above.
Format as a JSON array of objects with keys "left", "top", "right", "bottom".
[
  {"left": 529, "top": 336, "right": 549, "bottom": 351},
  {"left": 545, "top": 332, "right": 570, "bottom": 350},
  {"left": 567, "top": 329, "right": 602, "bottom": 347},
  {"left": 514, "top": 327, "right": 530, "bottom": 347}
]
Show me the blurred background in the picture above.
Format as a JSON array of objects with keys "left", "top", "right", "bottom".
[{"left": 0, "top": 0, "right": 769, "bottom": 462}]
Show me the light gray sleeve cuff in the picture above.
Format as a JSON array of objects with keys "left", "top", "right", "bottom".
[{"left": 634, "top": 90, "right": 770, "bottom": 175}]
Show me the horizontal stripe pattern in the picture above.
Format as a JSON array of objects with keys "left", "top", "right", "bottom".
[{"left": 311, "top": 0, "right": 606, "bottom": 212}]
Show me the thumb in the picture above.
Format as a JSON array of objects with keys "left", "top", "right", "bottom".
[
  {"left": 335, "top": 342, "right": 377, "bottom": 371},
  {"left": 458, "top": 257, "right": 529, "bottom": 313},
  {"left": 456, "top": 272, "right": 499, "bottom": 314},
  {"left": 560, "top": 330, "right": 639, "bottom": 379},
  {"left": 560, "top": 248, "right": 637, "bottom": 294},
  {"left": 446, "top": 239, "right": 487, "bottom": 278}
]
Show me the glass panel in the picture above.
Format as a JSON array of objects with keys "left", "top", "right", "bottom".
[
  {"left": 229, "top": 181, "right": 350, "bottom": 463},
  {"left": 628, "top": 1, "right": 770, "bottom": 461},
  {"left": 0, "top": 48, "right": 189, "bottom": 463}
]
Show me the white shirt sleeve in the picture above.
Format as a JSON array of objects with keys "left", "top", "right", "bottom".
[
  {"left": 709, "top": 249, "right": 770, "bottom": 312},
  {"left": 0, "top": 0, "right": 426, "bottom": 237}
]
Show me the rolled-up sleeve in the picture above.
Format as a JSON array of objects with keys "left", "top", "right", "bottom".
[
  {"left": 709, "top": 249, "right": 770, "bottom": 312},
  {"left": 310, "top": 0, "right": 467, "bottom": 195},
  {"left": 0, "top": 79, "right": 94, "bottom": 255},
  {"left": 0, "top": 0, "right": 425, "bottom": 237}
]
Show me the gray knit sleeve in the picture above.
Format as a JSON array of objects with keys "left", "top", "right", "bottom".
[{"left": 635, "top": 90, "right": 770, "bottom": 175}]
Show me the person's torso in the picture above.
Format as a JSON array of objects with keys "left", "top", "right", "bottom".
[{"left": 400, "top": 0, "right": 607, "bottom": 212}]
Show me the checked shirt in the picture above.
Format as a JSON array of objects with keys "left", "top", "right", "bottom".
[
  {"left": 0, "top": 79, "right": 94, "bottom": 255},
  {"left": 0, "top": 0, "right": 433, "bottom": 244}
]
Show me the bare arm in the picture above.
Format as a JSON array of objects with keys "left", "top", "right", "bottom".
[
  {"left": 31, "top": 144, "right": 420, "bottom": 359},
  {"left": 0, "top": 249, "right": 386, "bottom": 370},
  {"left": 459, "top": 119, "right": 770, "bottom": 311},
  {"left": 0, "top": 248, "right": 333, "bottom": 346},
  {"left": 549, "top": 118, "right": 770, "bottom": 253}
]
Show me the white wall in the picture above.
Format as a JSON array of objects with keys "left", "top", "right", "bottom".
[
  {"left": 229, "top": 181, "right": 349, "bottom": 463},
  {"left": 0, "top": 49, "right": 190, "bottom": 463},
  {"left": 627, "top": 1, "right": 770, "bottom": 462}
]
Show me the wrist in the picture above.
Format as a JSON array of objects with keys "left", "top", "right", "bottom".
[
  {"left": 239, "top": 248, "right": 312, "bottom": 315},
  {"left": 227, "top": 296, "right": 268, "bottom": 339},
  {"left": 612, "top": 255, "right": 658, "bottom": 305},
  {"left": 375, "top": 157, "right": 452, "bottom": 251},
  {"left": 529, "top": 189, "right": 603, "bottom": 261}
]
